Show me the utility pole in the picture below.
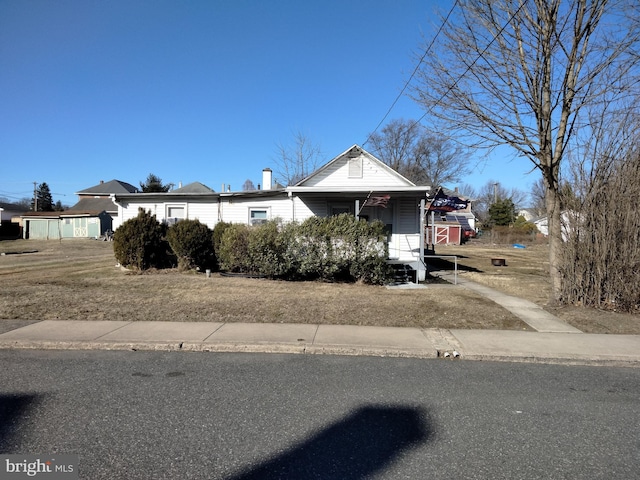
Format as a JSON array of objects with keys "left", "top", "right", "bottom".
[
  {"left": 493, "top": 182, "right": 498, "bottom": 204},
  {"left": 33, "top": 181, "right": 38, "bottom": 211}
]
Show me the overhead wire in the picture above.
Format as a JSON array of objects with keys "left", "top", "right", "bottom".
[
  {"left": 363, "top": 0, "right": 460, "bottom": 147},
  {"left": 364, "top": 0, "right": 528, "bottom": 149}
]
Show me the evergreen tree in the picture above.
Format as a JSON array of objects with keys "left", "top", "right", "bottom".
[
  {"left": 488, "top": 198, "right": 516, "bottom": 226},
  {"left": 140, "top": 174, "right": 173, "bottom": 193},
  {"left": 33, "top": 182, "right": 54, "bottom": 211}
]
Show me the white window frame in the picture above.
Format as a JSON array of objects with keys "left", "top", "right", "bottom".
[
  {"left": 249, "top": 207, "right": 270, "bottom": 226},
  {"left": 165, "top": 204, "right": 186, "bottom": 225}
]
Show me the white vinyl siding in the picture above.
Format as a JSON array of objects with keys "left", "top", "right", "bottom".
[
  {"left": 186, "top": 202, "right": 218, "bottom": 227},
  {"left": 114, "top": 199, "right": 219, "bottom": 230},
  {"left": 303, "top": 154, "right": 411, "bottom": 188},
  {"left": 218, "top": 195, "right": 291, "bottom": 225},
  {"left": 292, "top": 196, "right": 326, "bottom": 220}
]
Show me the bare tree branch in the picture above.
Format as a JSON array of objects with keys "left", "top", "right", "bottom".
[
  {"left": 411, "top": 0, "right": 640, "bottom": 303},
  {"left": 367, "top": 119, "right": 471, "bottom": 186},
  {"left": 273, "top": 131, "right": 324, "bottom": 186}
]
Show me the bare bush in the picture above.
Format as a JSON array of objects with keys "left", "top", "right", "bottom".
[{"left": 560, "top": 151, "right": 640, "bottom": 311}]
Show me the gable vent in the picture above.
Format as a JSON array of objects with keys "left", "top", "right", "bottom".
[{"left": 348, "top": 157, "right": 363, "bottom": 178}]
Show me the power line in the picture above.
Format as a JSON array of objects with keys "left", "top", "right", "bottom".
[
  {"left": 411, "top": 0, "right": 527, "bottom": 129},
  {"left": 363, "top": 0, "right": 460, "bottom": 147},
  {"left": 364, "top": 0, "right": 528, "bottom": 153}
]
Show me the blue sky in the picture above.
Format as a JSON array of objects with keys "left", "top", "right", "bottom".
[{"left": 0, "top": 0, "right": 539, "bottom": 207}]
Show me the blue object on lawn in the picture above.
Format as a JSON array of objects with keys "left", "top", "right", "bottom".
[{"left": 513, "top": 243, "right": 526, "bottom": 249}]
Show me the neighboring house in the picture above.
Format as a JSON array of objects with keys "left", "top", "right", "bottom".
[
  {"left": 0, "top": 202, "right": 25, "bottom": 238},
  {"left": 74, "top": 179, "right": 138, "bottom": 224},
  {"left": 0, "top": 202, "right": 24, "bottom": 223},
  {"left": 112, "top": 145, "right": 433, "bottom": 279},
  {"left": 517, "top": 208, "right": 537, "bottom": 222},
  {"left": 21, "top": 179, "right": 137, "bottom": 240},
  {"left": 532, "top": 211, "right": 573, "bottom": 240}
]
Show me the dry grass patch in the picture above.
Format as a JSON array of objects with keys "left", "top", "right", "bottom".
[
  {"left": 3, "top": 238, "right": 637, "bottom": 333},
  {"left": 0, "top": 239, "right": 525, "bottom": 330},
  {"left": 435, "top": 242, "right": 640, "bottom": 334}
]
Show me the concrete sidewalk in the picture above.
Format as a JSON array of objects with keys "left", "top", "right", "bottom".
[
  {"left": 0, "top": 319, "right": 638, "bottom": 367},
  {"left": 1, "top": 275, "right": 637, "bottom": 367}
]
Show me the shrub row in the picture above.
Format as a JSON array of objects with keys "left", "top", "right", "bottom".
[
  {"left": 217, "top": 214, "right": 392, "bottom": 284},
  {"left": 113, "top": 210, "right": 392, "bottom": 284},
  {"left": 113, "top": 209, "right": 175, "bottom": 270}
]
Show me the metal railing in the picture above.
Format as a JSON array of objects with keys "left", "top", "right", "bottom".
[{"left": 423, "top": 255, "right": 458, "bottom": 285}]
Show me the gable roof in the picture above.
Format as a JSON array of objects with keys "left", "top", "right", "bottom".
[
  {"left": 293, "top": 144, "right": 417, "bottom": 189},
  {"left": 76, "top": 179, "right": 138, "bottom": 195},
  {"left": 0, "top": 201, "right": 25, "bottom": 212},
  {"left": 172, "top": 182, "right": 215, "bottom": 194}
]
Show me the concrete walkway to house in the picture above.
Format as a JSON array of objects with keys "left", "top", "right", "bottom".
[
  {"left": 0, "top": 277, "right": 638, "bottom": 367},
  {"left": 435, "top": 272, "right": 583, "bottom": 333}
]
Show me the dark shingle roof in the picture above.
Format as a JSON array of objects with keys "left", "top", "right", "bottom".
[
  {"left": 0, "top": 201, "right": 25, "bottom": 211},
  {"left": 76, "top": 179, "right": 138, "bottom": 195},
  {"left": 67, "top": 197, "right": 116, "bottom": 213},
  {"left": 172, "top": 182, "right": 215, "bottom": 194}
]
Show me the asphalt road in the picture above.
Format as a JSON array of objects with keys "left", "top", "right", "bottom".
[{"left": 0, "top": 350, "right": 638, "bottom": 479}]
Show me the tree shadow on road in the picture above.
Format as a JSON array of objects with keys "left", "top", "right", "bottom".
[
  {"left": 227, "top": 404, "right": 431, "bottom": 480},
  {"left": 0, "top": 393, "right": 42, "bottom": 453}
]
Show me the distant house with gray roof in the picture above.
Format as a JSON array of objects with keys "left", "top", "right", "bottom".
[{"left": 21, "top": 179, "right": 138, "bottom": 240}]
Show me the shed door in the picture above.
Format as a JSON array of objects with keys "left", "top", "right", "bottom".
[
  {"left": 73, "top": 218, "right": 88, "bottom": 237},
  {"left": 435, "top": 226, "right": 449, "bottom": 245}
]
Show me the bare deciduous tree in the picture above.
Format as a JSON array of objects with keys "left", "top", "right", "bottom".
[
  {"left": 367, "top": 118, "right": 470, "bottom": 186},
  {"left": 412, "top": 0, "right": 640, "bottom": 303},
  {"left": 242, "top": 179, "right": 256, "bottom": 191},
  {"left": 273, "top": 131, "right": 324, "bottom": 186},
  {"left": 529, "top": 177, "right": 547, "bottom": 218}
]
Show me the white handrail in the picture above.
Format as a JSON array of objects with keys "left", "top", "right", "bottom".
[{"left": 423, "top": 255, "right": 458, "bottom": 285}]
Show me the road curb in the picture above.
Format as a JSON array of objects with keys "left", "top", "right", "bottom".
[
  {"left": 3, "top": 339, "right": 638, "bottom": 367},
  {"left": 0, "top": 340, "right": 436, "bottom": 359},
  {"left": 460, "top": 353, "right": 640, "bottom": 368}
]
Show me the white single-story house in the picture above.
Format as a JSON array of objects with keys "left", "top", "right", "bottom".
[{"left": 111, "top": 145, "right": 433, "bottom": 279}]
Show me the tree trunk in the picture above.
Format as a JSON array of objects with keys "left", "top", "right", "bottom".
[{"left": 545, "top": 184, "right": 563, "bottom": 305}]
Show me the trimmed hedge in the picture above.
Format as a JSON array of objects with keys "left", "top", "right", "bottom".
[
  {"left": 114, "top": 212, "right": 393, "bottom": 283},
  {"left": 113, "top": 208, "right": 173, "bottom": 270},
  {"left": 166, "top": 219, "right": 214, "bottom": 271},
  {"left": 212, "top": 221, "right": 232, "bottom": 269},
  {"left": 216, "top": 215, "right": 392, "bottom": 284}
]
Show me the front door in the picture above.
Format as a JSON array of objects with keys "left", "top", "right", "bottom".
[{"left": 359, "top": 203, "right": 395, "bottom": 257}]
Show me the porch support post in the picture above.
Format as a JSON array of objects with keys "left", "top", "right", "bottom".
[
  {"left": 431, "top": 211, "right": 436, "bottom": 251},
  {"left": 418, "top": 198, "right": 426, "bottom": 282},
  {"left": 355, "top": 199, "right": 359, "bottom": 220}
]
